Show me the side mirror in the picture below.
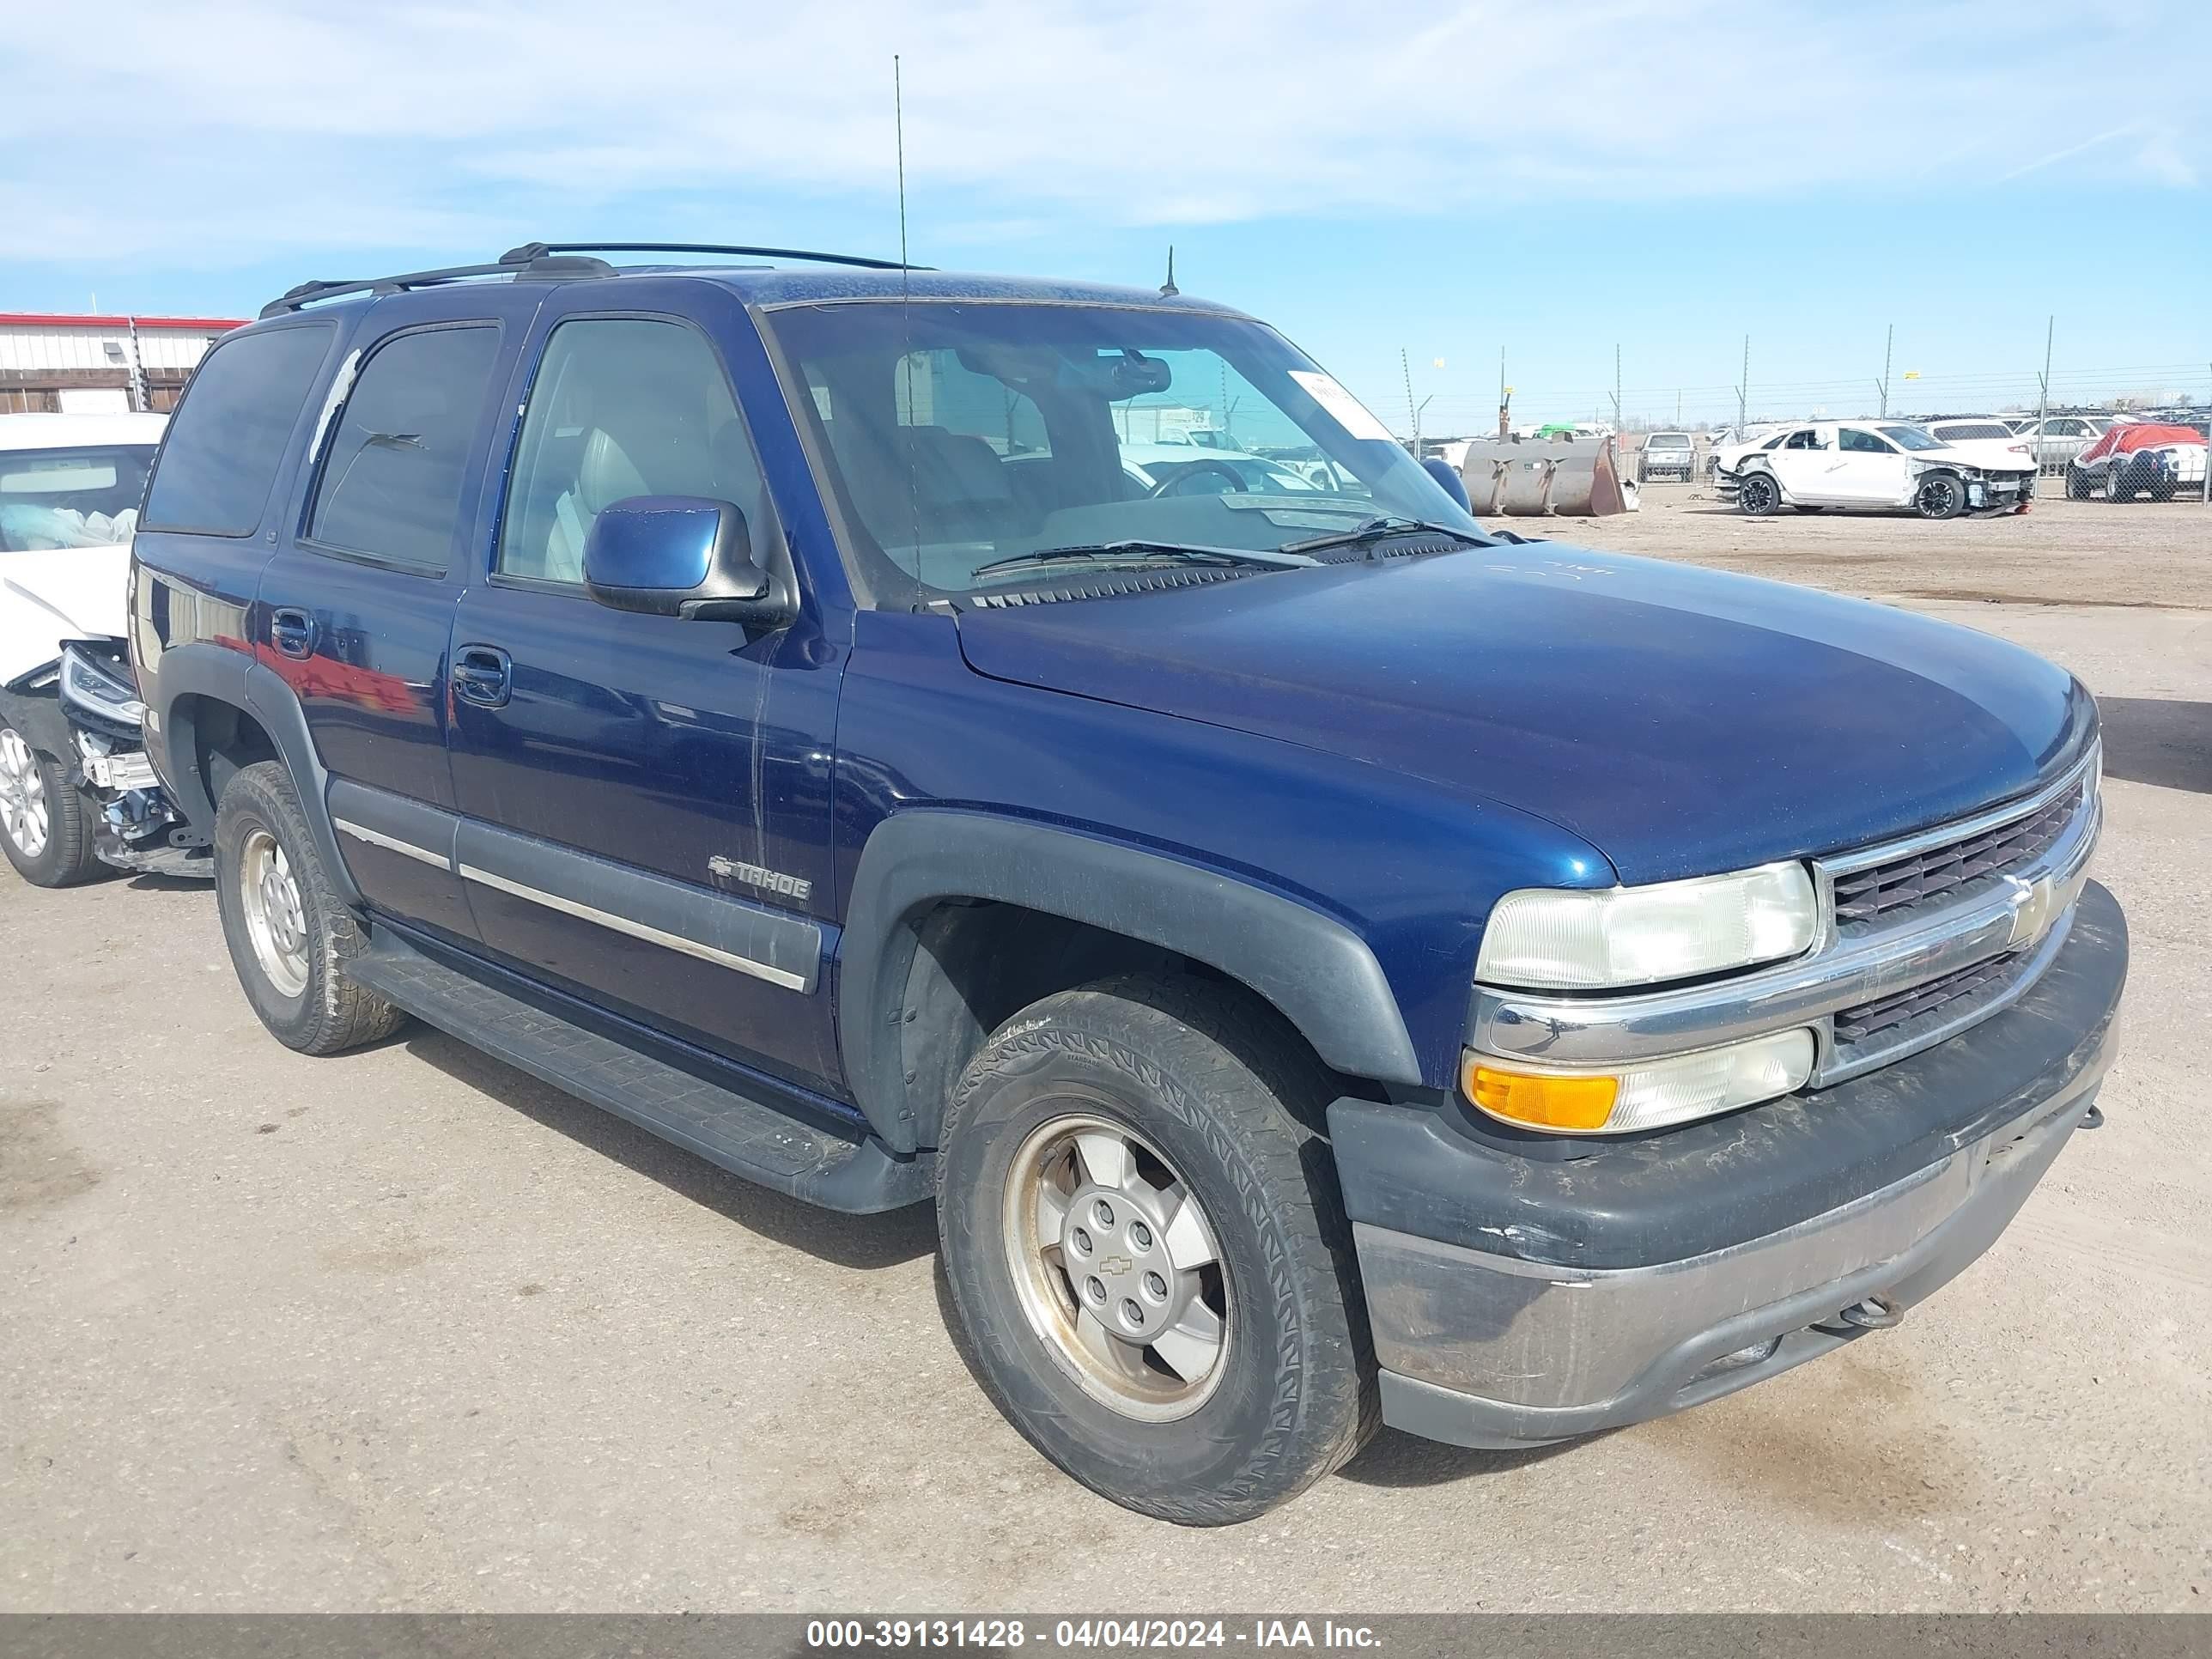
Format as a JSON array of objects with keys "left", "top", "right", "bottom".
[
  {"left": 583, "top": 495, "right": 784, "bottom": 623},
  {"left": 1421, "top": 455, "right": 1472, "bottom": 513}
]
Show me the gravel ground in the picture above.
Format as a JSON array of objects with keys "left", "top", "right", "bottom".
[{"left": 3, "top": 494, "right": 2208, "bottom": 1613}]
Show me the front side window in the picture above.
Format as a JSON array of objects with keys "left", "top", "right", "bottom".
[
  {"left": 763, "top": 300, "right": 1480, "bottom": 602},
  {"left": 0, "top": 445, "right": 158, "bottom": 553},
  {"left": 143, "top": 324, "right": 332, "bottom": 537},
  {"left": 1936, "top": 423, "right": 2010, "bottom": 441},
  {"left": 499, "top": 318, "right": 766, "bottom": 586},
  {"left": 1838, "top": 428, "right": 1892, "bottom": 453},
  {"left": 308, "top": 325, "right": 502, "bottom": 571}
]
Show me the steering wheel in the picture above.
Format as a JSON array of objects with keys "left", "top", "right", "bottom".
[{"left": 1147, "top": 460, "right": 1249, "bottom": 498}]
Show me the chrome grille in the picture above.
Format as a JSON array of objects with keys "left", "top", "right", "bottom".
[
  {"left": 1832, "top": 780, "right": 2085, "bottom": 930},
  {"left": 1833, "top": 949, "right": 2033, "bottom": 1049}
]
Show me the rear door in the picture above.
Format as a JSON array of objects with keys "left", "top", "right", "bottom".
[
  {"left": 442, "top": 283, "right": 843, "bottom": 1090},
  {"left": 257, "top": 287, "right": 543, "bottom": 945},
  {"left": 1764, "top": 427, "right": 1834, "bottom": 499}
]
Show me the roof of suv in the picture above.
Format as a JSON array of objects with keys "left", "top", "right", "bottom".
[{"left": 258, "top": 248, "right": 1250, "bottom": 324}]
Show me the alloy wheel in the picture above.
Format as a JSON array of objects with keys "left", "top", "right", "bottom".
[
  {"left": 239, "top": 828, "right": 310, "bottom": 998},
  {"left": 0, "top": 730, "right": 48, "bottom": 859},
  {"left": 1001, "top": 1111, "right": 1231, "bottom": 1421}
]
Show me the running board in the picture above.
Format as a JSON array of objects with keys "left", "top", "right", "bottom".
[{"left": 344, "top": 930, "right": 932, "bottom": 1213}]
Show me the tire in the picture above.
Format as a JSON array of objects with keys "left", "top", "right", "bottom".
[
  {"left": 0, "top": 723, "right": 103, "bottom": 889},
  {"left": 1913, "top": 472, "right": 1965, "bottom": 520},
  {"left": 1735, "top": 471, "right": 1782, "bottom": 516},
  {"left": 936, "top": 973, "right": 1376, "bottom": 1525},
  {"left": 2109, "top": 469, "right": 2132, "bottom": 502},
  {"left": 213, "top": 760, "right": 404, "bottom": 1054},
  {"left": 2065, "top": 467, "right": 2089, "bottom": 501}
]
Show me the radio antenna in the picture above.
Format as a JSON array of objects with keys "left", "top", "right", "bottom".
[
  {"left": 894, "top": 53, "right": 921, "bottom": 584},
  {"left": 1159, "top": 246, "right": 1177, "bottom": 297}
]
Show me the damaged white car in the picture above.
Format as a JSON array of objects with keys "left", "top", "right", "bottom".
[
  {"left": 1, "top": 412, "right": 206, "bottom": 886},
  {"left": 1718, "top": 420, "right": 2035, "bottom": 520}
]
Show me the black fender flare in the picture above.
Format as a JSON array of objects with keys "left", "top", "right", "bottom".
[
  {"left": 149, "top": 642, "right": 361, "bottom": 908},
  {"left": 837, "top": 810, "right": 1424, "bottom": 1151}
]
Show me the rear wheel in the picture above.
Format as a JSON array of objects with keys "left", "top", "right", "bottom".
[
  {"left": 2109, "top": 469, "right": 2133, "bottom": 502},
  {"left": 937, "top": 974, "right": 1376, "bottom": 1525},
  {"left": 2065, "top": 467, "right": 2090, "bottom": 501},
  {"left": 214, "top": 761, "right": 404, "bottom": 1054},
  {"left": 1913, "top": 471, "right": 1965, "bottom": 520},
  {"left": 1735, "top": 471, "right": 1782, "bottom": 516},
  {"left": 0, "top": 724, "right": 102, "bottom": 889}
]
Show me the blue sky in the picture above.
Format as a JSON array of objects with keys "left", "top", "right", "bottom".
[{"left": 9, "top": 0, "right": 2208, "bottom": 431}]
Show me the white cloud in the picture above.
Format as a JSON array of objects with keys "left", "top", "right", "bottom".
[{"left": 6, "top": 0, "right": 2205, "bottom": 264}]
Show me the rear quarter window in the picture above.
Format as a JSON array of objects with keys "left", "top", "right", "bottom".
[{"left": 142, "top": 323, "right": 334, "bottom": 537}]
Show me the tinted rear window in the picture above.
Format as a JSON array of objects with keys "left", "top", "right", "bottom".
[
  {"left": 307, "top": 324, "right": 501, "bottom": 571},
  {"left": 143, "top": 324, "right": 332, "bottom": 536}
]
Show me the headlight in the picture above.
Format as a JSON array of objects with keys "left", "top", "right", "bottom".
[
  {"left": 1464, "top": 1029, "right": 1815, "bottom": 1134},
  {"left": 1476, "top": 862, "right": 1817, "bottom": 990},
  {"left": 58, "top": 641, "right": 146, "bottom": 732}
]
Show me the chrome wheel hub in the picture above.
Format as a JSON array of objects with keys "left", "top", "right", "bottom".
[
  {"left": 0, "top": 730, "right": 48, "bottom": 859},
  {"left": 1005, "top": 1113, "right": 1230, "bottom": 1421},
  {"left": 240, "top": 829, "right": 310, "bottom": 998}
]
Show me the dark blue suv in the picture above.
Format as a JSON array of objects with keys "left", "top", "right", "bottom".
[{"left": 129, "top": 243, "right": 2125, "bottom": 1524}]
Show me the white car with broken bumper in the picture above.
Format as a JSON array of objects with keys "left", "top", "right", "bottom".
[{"left": 1718, "top": 421, "right": 2034, "bottom": 520}]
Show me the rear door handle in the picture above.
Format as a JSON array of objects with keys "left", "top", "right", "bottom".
[
  {"left": 270, "top": 607, "right": 318, "bottom": 660},
  {"left": 453, "top": 644, "right": 513, "bottom": 709}
]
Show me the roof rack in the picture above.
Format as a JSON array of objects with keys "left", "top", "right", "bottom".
[
  {"left": 258, "top": 251, "right": 614, "bottom": 319},
  {"left": 499, "top": 240, "right": 925, "bottom": 271}
]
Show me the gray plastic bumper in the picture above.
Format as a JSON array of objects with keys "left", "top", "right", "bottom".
[{"left": 1340, "top": 882, "right": 2124, "bottom": 1449}]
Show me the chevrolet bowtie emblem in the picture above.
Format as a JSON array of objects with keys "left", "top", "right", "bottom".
[
  {"left": 2004, "top": 872, "right": 2057, "bottom": 945},
  {"left": 1101, "top": 1255, "right": 1133, "bottom": 1276}
]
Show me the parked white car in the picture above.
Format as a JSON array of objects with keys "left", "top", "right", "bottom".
[
  {"left": 1118, "top": 444, "right": 1328, "bottom": 496},
  {"left": 1923, "top": 418, "right": 2039, "bottom": 472},
  {"left": 1638, "top": 431, "right": 1695, "bottom": 482},
  {"left": 1717, "top": 420, "right": 2035, "bottom": 520},
  {"left": 0, "top": 411, "right": 204, "bottom": 886},
  {"left": 2011, "top": 413, "right": 2125, "bottom": 471}
]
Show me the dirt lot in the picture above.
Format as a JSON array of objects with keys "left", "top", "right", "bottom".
[
  {"left": 1599, "top": 483, "right": 2212, "bottom": 611},
  {"left": 3, "top": 495, "right": 2209, "bottom": 1613}
]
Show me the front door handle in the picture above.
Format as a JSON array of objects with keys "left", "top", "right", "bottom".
[
  {"left": 270, "top": 607, "right": 318, "bottom": 660},
  {"left": 453, "top": 644, "right": 514, "bottom": 709}
]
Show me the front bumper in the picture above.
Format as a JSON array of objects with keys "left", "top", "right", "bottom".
[{"left": 1330, "top": 879, "right": 2125, "bottom": 1449}]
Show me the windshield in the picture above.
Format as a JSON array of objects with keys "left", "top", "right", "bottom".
[
  {"left": 763, "top": 301, "right": 1485, "bottom": 600},
  {"left": 0, "top": 444, "right": 156, "bottom": 554},
  {"left": 1880, "top": 425, "right": 1948, "bottom": 452}
]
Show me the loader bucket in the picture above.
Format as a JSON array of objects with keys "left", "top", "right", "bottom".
[{"left": 1458, "top": 437, "right": 1634, "bottom": 516}]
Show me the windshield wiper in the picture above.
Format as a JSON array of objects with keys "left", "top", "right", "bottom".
[
  {"left": 971, "top": 539, "right": 1318, "bottom": 580},
  {"left": 1279, "top": 516, "right": 1491, "bottom": 556}
]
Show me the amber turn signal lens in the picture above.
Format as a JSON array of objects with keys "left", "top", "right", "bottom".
[{"left": 1465, "top": 1060, "right": 1619, "bottom": 1131}]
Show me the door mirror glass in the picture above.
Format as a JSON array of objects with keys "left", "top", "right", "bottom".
[{"left": 583, "top": 495, "right": 773, "bottom": 620}]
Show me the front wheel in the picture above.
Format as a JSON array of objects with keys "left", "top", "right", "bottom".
[
  {"left": 1913, "top": 471, "right": 1965, "bottom": 520},
  {"left": 0, "top": 723, "right": 102, "bottom": 888},
  {"left": 937, "top": 975, "right": 1376, "bottom": 1525},
  {"left": 2065, "top": 467, "right": 2090, "bottom": 501},
  {"left": 1735, "top": 471, "right": 1782, "bottom": 516}
]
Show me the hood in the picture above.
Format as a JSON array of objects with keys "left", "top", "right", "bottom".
[
  {"left": 0, "top": 544, "right": 131, "bottom": 685},
  {"left": 954, "top": 546, "right": 2093, "bottom": 884}
]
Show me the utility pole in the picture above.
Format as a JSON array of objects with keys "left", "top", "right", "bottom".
[
  {"left": 1401, "top": 348, "right": 1417, "bottom": 445},
  {"left": 1735, "top": 335, "right": 1750, "bottom": 429},
  {"left": 2203, "top": 361, "right": 2210, "bottom": 506},
  {"left": 2034, "top": 315, "right": 2054, "bottom": 475},
  {"left": 1497, "top": 347, "right": 1511, "bottom": 439},
  {"left": 1413, "top": 395, "right": 1433, "bottom": 460},
  {"left": 1878, "top": 323, "right": 1893, "bottom": 418},
  {"left": 1610, "top": 343, "right": 1621, "bottom": 433}
]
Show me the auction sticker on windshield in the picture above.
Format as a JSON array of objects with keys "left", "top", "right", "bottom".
[{"left": 1288, "top": 370, "right": 1395, "bottom": 443}]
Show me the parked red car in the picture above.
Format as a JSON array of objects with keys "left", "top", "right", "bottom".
[{"left": 2066, "top": 422, "right": 2209, "bottom": 501}]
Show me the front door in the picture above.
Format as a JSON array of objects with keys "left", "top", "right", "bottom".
[
  {"left": 444, "top": 297, "right": 843, "bottom": 1090},
  {"left": 1830, "top": 427, "right": 1910, "bottom": 502}
]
